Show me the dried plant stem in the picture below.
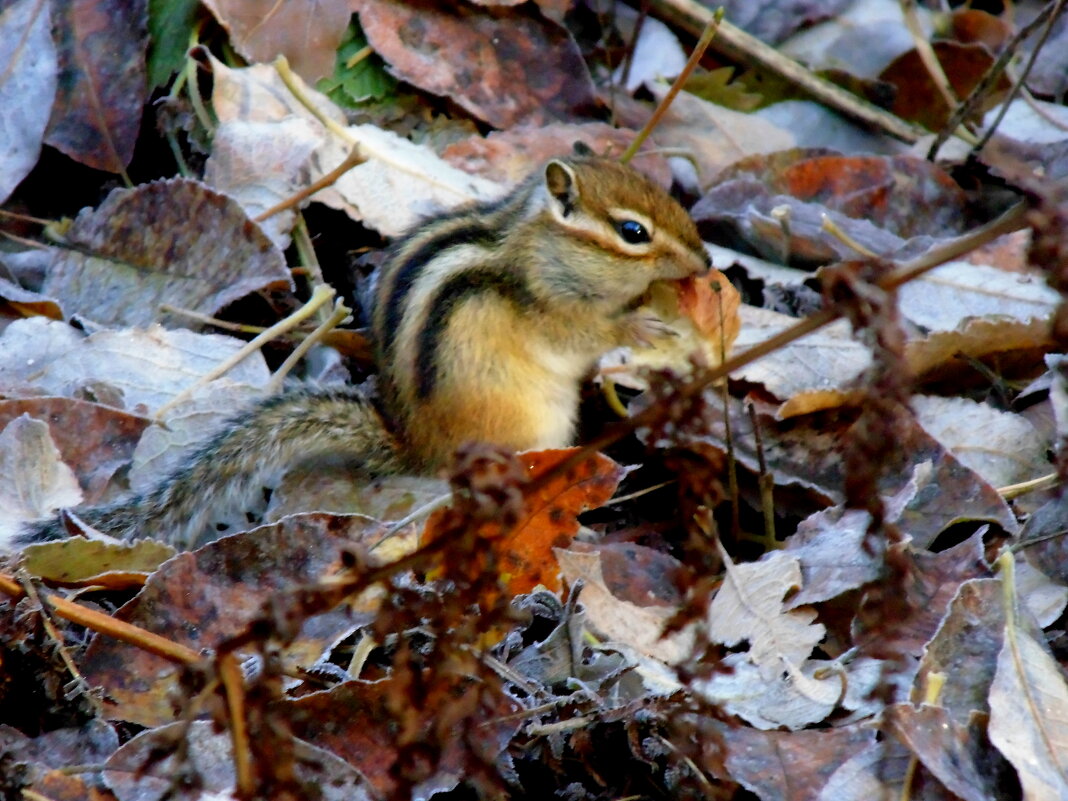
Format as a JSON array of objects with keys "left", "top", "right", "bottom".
[
  {"left": 929, "top": 0, "right": 1065, "bottom": 160},
  {"left": 218, "top": 653, "right": 253, "bottom": 798},
  {"left": 154, "top": 283, "right": 336, "bottom": 420},
  {"left": 158, "top": 305, "right": 269, "bottom": 334},
  {"left": 266, "top": 296, "right": 352, "bottom": 393},
  {"left": 620, "top": 11, "right": 723, "bottom": 164},
  {"left": 900, "top": 0, "right": 958, "bottom": 111},
  {"left": 647, "top": 0, "right": 926, "bottom": 143},
  {"left": 0, "top": 572, "right": 200, "bottom": 664},
  {"left": 526, "top": 200, "right": 1028, "bottom": 495},
  {"left": 972, "top": 0, "right": 1068, "bottom": 157},
  {"left": 254, "top": 147, "right": 365, "bottom": 223}
]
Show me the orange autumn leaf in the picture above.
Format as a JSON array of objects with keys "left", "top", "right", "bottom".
[{"left": 422, "top": 448, "right": 625, "bottom": 598}]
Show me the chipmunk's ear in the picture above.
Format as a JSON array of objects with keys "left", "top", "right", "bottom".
[
  {"left": 545, "top": 159, "right": 578, "bottom": 217},
  {"left": 572, "top": 140, "right": 594, "bottom": 157}
]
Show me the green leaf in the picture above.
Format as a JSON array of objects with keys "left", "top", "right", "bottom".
[
  {"left": 147, "top": 0, "right": 200, "bottom": 90},
  {"left": 316, "top": 16, "right": 396, "bottom": 108}
]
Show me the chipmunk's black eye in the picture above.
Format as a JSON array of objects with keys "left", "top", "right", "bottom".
[{"left": 616, "top": 219, "right": 650, "bottom": 244}]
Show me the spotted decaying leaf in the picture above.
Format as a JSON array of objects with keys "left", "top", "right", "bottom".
[
  {"left": 41, "top": 178, "right": 292, "bottom": 328},
  {"left": 45, "top": 0, "right": 148, "bottom": 173},
  {"left": 355, "top": 0, "right": 598, "bottom": 129}
]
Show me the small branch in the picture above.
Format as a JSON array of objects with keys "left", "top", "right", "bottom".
[
  {"left": 154, "top": 284, "right": 337, "bottom": 420},
  {"left": 0, "top": 572, "right": 201, "bottom": 665},
  {"left": 620, "top": 10, "right": 723, "bottom": 164},
  {"left": 929, "top": 0, "right": 1065, "bottom": 160},
  {"left": 265, "top": 296, "right": 352, "bottom": 394},
  {"left": 972, "top": 0, "right": 1068, "bottom": 157},
  {"left": 254, "top": 147, "right": 365, "bottom": 223},
  {"left": 647, "top": 0, "right": 926, "bottom": 143}
]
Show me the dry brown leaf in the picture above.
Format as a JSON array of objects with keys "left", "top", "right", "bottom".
[
  {"left": 356, "top": 0, "right": 597, "bottom": 129},
  {"left": 41, "top": 178, "right": 292, "bottom": 328},
  {"left": 554, "top": 543, "right": 695, "bottom": 665},
  {"left": 80, "top": 514, "right": 395, "bottom": 726},
  {"left": 0, "top": 397, "right": 149, "bottom": 505},
  {"left": 442, "top": 122, "right": 673, "bottom": 186},
  {"left": 423, "top": 449, "right": 625, "bottom": 598},
  {"left": 105, "top": 720, "right": 376, "bottom": 801},
  {"left": 44, "top": 0, "right": 147, "bottom": 172},
  {"left": 201, "top": 0, "right": 351, "bottom": 83},
  {"left": 648, "top": 87, "right": 795, "bottom": 185}
]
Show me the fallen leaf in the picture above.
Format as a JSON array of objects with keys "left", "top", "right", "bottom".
[
  {"left": 708, "top": 547, "right": 825, "bottom": 681},
  {"left": 41, "top": 178, "right": 292, "bottom": 327},
  {"left": 910, "top": 395, "right": 1049, "bottom": 489},
  {"left": 719, "top": 721, "right": 875, "bottom": 801},
  {"left": 0, "top": 0, "right": 57, "bottom": 204},
  {"left": 555, "top": 542, "right": 695, "bottom": 665},
  {"left": 44, "top": 0, "right": 148, "bottom": 172},
  {"left": 0, "top": 416, "right": 82, "bottom": 543},
  {"left": 0, "top": 318, "right": 272, "bottom": 414},
  {"left": 286, "top": 677, "right": 520, "bottom": 799},
  {"left": 21, "top": 538, "right": 176, "bottom": 589},
  {"left": 0, "top": 397, "right": 149, "bottom": 504},
  {"left": 355, "top": 0, "right": 597, "bottom": 128},
  {"left": 423, "top": 449, "right": 625, "bottom": 597},
  {"left": 201, "top": 0, "right": 352, "bottom": 83},
  {"left": 988, "top": 553, "right": 1068, "bottom": 800},
  {"left": 209, "top": 59, "right": 504, "bottom": 237},
  {"left": 104, "top": 720, "right": 376, "bottom": 801},
  {"left": 80, "top": 514, "right": 396, "bottom": 726}
]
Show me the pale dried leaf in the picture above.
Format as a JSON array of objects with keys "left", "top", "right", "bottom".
[
  {"left": 128, "top": 380, "right": 267, "bottom": 495},
  {"left": 0, "top": 0, "right": 57, "bottom": 204},
  {"left": 0, "top": 415, "right": 82, "bottom": 544},
  {"left": 0, "top": 318, "right": 270, "bottom": 413},
  {"left": 910, "top": 395, "right": 1049, "bottom": 488},
  {"left": 898, "top": 261, "right": 1058, "bottom": 331},
  {"left": 988, "top": 626, "right": 1068, "bottom": 799},
  {"left": 204, "top": 117, "right": 321, "bottom": 250},
  {"left": 708, "top": 548, "right": 825, "bottom": 680},
  {"left": 209, "top": 59, "right": 504, "bottom": 237},
  {"left": 1017, "top": 558, "right": 1068, "bottom": 629},
  {"left": 649, "top": 87, "right": 796, "bottom": 184},
  {"left": 733, "top": 305, "right": 871, "bottom": 416},
  {"left": 554, "top": 547, "right": 696, "bottom": 665}
]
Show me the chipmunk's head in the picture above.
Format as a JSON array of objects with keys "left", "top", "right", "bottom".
[{"left": 527, "top": 153, "right": 710, "bottom": 307}]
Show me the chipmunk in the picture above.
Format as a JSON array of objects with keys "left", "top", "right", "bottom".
[{"left": 15, "top": 152, "right": 710, "bottom": 549}]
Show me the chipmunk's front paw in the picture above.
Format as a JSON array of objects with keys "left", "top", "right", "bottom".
[{"left": 623, "top": 312, "right": 679, "bottom": 348}]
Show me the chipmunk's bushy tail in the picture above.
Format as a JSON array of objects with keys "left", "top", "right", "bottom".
[{"left": 15, "top": 388, "right": 404, "bottom": 551}]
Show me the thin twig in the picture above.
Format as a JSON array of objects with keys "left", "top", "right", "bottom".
[
  {"left": 929, "top": 0, "right": 1064, "bottom": 160},
  {"left": 972, "top": 0, "right": 1068, "bottom": 156},
  {"left": 620, "top": 10, "right": 723, "bottom": 164},
  {"left": 154, "top": 284, "right": 337, "bottom": 420},
  {"left": 254, "top": 147, "right": 365, "bottom": 223}
]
